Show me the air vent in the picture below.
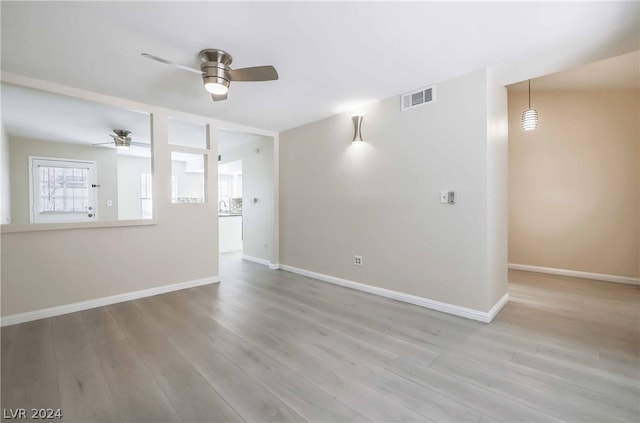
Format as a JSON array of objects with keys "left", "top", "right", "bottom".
[{"left": 401, "top": 85, "right": 436, "bottom": 111}]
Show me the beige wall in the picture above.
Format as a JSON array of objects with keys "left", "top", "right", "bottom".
[
  {"left": 219, "top": 137, "right": 274, "bottom": 262},
  {"left": 280, "top": 68, "right": 508, "bottom": 312},
  {"left": 1, "top": 123, "right": 10, "bottom": 224},
  {"left": 8, "top": 136, "right": 119, "bottom": 223},
  {"left": 508, "top": 89, "right": 639, "bottom": 277}
]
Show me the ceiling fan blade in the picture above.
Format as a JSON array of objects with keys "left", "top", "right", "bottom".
[
  {"left": 130, "top": 142, "right": 151, "bottom": 148},
  {"left": 141, "top": 53, "right": 203, "bottom": 75},
  {"left": 211, "top": 93, "right": 228, "bottom": 102},
  {"left": 92, "top": 141, "right": 114, "bottom": 146},
  {"left": 227, "top": 65, "right": 278, "bottom": 81}
]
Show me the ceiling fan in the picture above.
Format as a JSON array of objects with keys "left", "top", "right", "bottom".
[
  {"left": 92, "top": 130, "right": 149, "bottom": 150},
  {"left": 141, "top": 49, "right": 278, "bottom": 101}
]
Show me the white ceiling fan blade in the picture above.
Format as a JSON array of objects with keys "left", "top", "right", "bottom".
[
  {"left": 141, "top": 53, "right": 203, "bottom": 75},
  {"left": 131, "top": 142, "right": 151, "bottom": 148}
]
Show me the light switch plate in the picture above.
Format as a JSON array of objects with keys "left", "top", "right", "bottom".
[{"left": 440, "top": 191, "right": 455, "bottom": 204}]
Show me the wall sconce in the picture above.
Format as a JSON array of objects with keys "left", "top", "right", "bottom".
[
  {"left": 521, "top": 79, "right": 538, "bottom": 131},
  {"left": 352, "top": 115, "right": 364, "bottom": 142}
]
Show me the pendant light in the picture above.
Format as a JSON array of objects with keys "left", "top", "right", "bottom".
[{"left": 521, "top": 79, "right": 538, "bottom": 131}]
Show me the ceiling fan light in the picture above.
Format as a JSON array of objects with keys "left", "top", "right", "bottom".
[
  {"left": 204, "top": 80, "right": 229, "bottom": 95},
  {"left": 116, "top": 145, "right": 130, "bottom": 151}
]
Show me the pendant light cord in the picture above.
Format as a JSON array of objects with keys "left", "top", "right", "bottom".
[{"left": 528, "top": 79, "right": 531, "bottom": 109}]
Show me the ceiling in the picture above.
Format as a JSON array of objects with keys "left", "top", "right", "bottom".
[
  {"left": 508, "top": 51, "right": 640, "bottom": 91},
  {"left": 2, "top": 2, "right": 638, "bottom": 131}
]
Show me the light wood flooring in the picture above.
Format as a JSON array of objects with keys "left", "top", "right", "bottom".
[{"left": 2, "top": 255, "right": 639, "bottom": 422}]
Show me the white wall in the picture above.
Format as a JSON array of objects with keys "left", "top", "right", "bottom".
[
  {"left": 486, "top": 69, "right": 509, "bottom": 307},
  {"left": 279, "top": 68, "right": 508, "bottom": 313},
  {"left": 117, "top": 155, "right": 151, "bottom": 220},
  {"left": 1, "top": 122, "right": 10, "bottom": 224},
  {"left": 219, "top": 137, "right": 274, "bottom": 262},
  {"left": 8, "top": 136, "right": 119, "bottom": 223}
]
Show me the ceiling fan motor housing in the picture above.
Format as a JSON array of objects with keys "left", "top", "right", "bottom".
[
  {"left": 200, "top": 49, "right": 232, "bottom": 91},
  {"left": 113, "top": 129, "right": 131, "bottom": 138},
  {"left": 111, "top": 129, "right": 132, "bottom": 148}
]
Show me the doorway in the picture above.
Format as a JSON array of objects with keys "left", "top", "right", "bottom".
[
  {"left": 506, "top": 51, "right": 639, "bottom": 284},
  {"left": 217, "top": 128, "right": 276, "bottom": 272},
  {"left": 218, "top": 159, "right": 243, "bottom": 254}
]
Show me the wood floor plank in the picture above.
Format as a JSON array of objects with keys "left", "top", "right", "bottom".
[
  {"left": 1, "top": 324, "right": 17, "bottom": 408},
  {"left": 219, "top": 273, "right": 442, "bottom": 364},
  {"left": 80, "top": 306, "right": 127, "bottom": 348},
  {"left": 389, "top": 355, "right": 563, "bottom": 423},
  {"left": 136, "top": 295, "right": 369, "bottom": 423},
  {"left": 165, "top": 289, "right": 429, "bottom": 422},
  {"left": 177, "top": 285, "right": 483, "bottom": 422},
  {"left": 431, "top": 351, "right": 631, "bottom": 422},
  {"left": 1, "top": 319, "right": 60, "bottom": 420},
  {"left": 106, "top": 302, "right": 244, "bottom": 423},
  {"left": 94, "top": 336, "right": 182, "bottom": 422},
  {"left": 51, "top": 312, "right": 121, "bottom": 422},
  {"left": 511, "top": 350, "right": 639, "bottom": 409},
  {"left": 2, "top": 256, "right": 638, "bottom": 423},
  {"left": 225, "top": 265, "right": 532, "bottom": 361}
]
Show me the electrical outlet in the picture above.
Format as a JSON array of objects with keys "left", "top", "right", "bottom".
[
  {"left": 354, "top": 255, "right": 363, "bottom": 266},
  {"left": 263, "top": 242, "right": 268, "bottom": 249}
]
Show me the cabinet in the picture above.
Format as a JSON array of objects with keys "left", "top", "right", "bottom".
[{"left": 219, "top": 215, "right": 242, "bottom": 253}]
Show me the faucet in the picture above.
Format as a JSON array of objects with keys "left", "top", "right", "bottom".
[{"left": 218, "top": 200, "right": 227, "bottom": 212}]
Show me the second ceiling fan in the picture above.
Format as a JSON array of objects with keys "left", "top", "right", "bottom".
[{"left": 141, "top": 49, "right": 278, "bottom": 101}]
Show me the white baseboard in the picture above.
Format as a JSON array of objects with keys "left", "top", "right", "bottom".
[
  {"left": 1, "top": 276, "right": 220, "bottom": 327},
  {"left": 279, "top": 264, "right": 509, "bottom": 323},
  {"left": 241, "top": 254, "right": 279, "bottom": 270},
  {"left": 242, "top": 254, "right": 270, "bottom": 266},
  {"left": 508, "top": 263, "right": 639, "bottom": 285}
]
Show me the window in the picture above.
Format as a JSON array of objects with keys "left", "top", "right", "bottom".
[
  {"left": 30, "top": 157, "right": 97, "bottom": 223},
  {"left": 171, "top": 152, "right": 205, "bottom": 203}
]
